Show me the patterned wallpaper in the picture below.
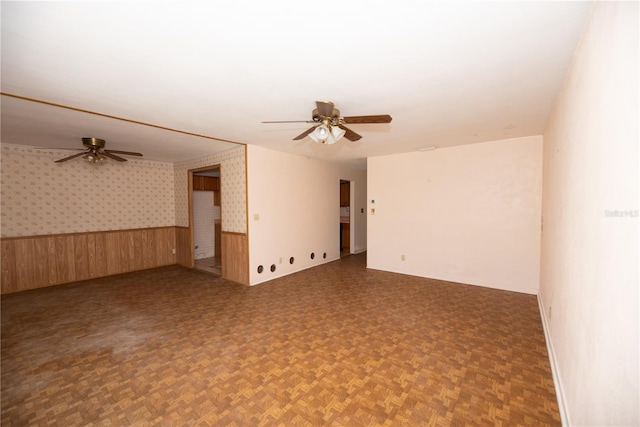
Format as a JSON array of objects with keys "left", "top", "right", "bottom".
[
  {"left": 1, "top": 144, "right": 176, "bottom": 237},
  {"left": 174, "top": 146, "right": 247, "bottom": 233}
]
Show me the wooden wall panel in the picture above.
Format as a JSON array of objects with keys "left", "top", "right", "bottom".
[
  {"left": 32, "top": 237, "right": 50, "bottom": 287},
  {"left": 119, "top": 232, "right": 132, "bottom": 274},
  {"left": 175, "top": 227, "right": 192, "bottom": 267},
  {"left": 89, "top": 233, "right": 107, "bottom": 278},
  {"left": 54, "top": 235, "right": 76, "bottom": 284},
  {"left": 131, "top": 230, "right": 144, "bottom": 272},
  {"left": 143, "top": 230, "right": 151, "bottom": 262},
  {"left": 73, "top": 234, "right": 90, "bottom": 282},
  {"left": 106, "top": 232, "right": 118, "bottom": 274},
  {"left": 155, "top": 229, "right": 165, "bottom": 267},
  {"left": 1, "top": 239, "right": 17, "bottom": 293},
  {"left": 45, "top": 237, "right": 59, "bottom": 286},
  {"left": 221, "top": 232, "right": 249, "bottom": 285},
  {"left": 14, "top": 238, "right": 36, "bottom": 290},
  {"left": 1, "top": 227, "right": 179, "bottom": 294},
  {"left": 141, "top": 229, "right": 154, "bottom": 270},
  {"left": 159, "top": 227, "right": 176, "bottom": 267}
]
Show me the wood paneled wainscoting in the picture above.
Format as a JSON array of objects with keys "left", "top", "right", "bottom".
[
  {"left": 175, "top": 226, "right": 192, "bottom": 268},
  {"left": 221, "top": 231, "right": 249, "bottom": 285},
  {"left": 1, "top": 227, "right": 177, "bottom": 294},
  {"left": 175, "top": 226, "right": 249, "bottom": 285}
]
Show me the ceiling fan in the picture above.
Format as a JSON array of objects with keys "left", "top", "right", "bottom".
[
  {"left": 54, "top": 138, "right": 143, "bottom": 163},
  {"left": 262, "top": 101, "right": 392, "bottom": 144}
]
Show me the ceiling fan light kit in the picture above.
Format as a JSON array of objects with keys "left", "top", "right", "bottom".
[
  {"left": 309, "top": 124, "right": 346, "bottom": 145},
  {"left": 262, "top": 101, "right": 392, "bottom": 144},
  {"left": 85, "top": 153, "right": 107, "bottom": 163}
]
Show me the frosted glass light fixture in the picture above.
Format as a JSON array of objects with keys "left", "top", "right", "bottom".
[
  {"left": 309, "top": 124, "right": 346, "bottom": 145},
  {"left": 310, "top": 125, "right": 330, "bottom": 143},
  {"left": 84, "top": 152, "right": 106, "bottom": 163},
  {"left": 329, "top": 126, "right": 346, "bottom": 144}
]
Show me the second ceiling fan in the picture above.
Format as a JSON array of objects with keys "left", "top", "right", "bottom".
[
  {"left": 262, "top": 101, "right": 392, "bottom": 144},
  {"left": 54, "top": 138, "right": 143, "bottom": 163}
]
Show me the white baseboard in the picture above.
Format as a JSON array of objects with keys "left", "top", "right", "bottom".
[{"left": 537, "top": 294, "right": 570, "bottom": 426}]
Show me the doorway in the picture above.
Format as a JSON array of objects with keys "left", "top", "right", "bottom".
[
  {"left": 339, "top": 179, "right": 352, "bottom": 257},
  {"left": 190, "top": 166, "right": 222, "bottom": 275}
]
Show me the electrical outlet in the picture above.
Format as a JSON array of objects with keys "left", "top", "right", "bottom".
[
  {"left": 401, "top": 254, "right": 405, "bottom": 261},
  {"left": 172, "top": 248, "right": 176, "bottom": 254},
  {"left": 370, "top": 208, "right": 375, "bottom": 215}
]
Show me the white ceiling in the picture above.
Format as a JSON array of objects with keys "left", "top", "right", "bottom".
[{"left": 1, "top": 1, "right": 592, "bottom": 168}]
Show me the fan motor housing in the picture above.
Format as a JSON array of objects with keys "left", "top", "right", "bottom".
[
  {"left": 311, "top": 108, "right": 340, "bottom": 125},
  {"left": 82, "top": 137, "right": 106, "bottom": 149}
]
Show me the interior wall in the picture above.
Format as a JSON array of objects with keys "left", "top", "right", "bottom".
[
  {"left": 539, "top": 2, "right": 639, "bottom": 425},
  {"left": 246, "top": 145, "right": 366, "bottom": 285},
  {"left": 367, "top": 135, "right": 543, "bottom": 294},
  {"left": 0, "top": 143, "right": 176, "bottom": 237}
]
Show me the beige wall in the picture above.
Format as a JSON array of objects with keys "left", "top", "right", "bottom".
[
  {"left": 246, "top": 145, "right": 367, "bottom": 285},
  {"left": 0, "top": 143, "right": 175, "bottom": 237},
  {"left": 367, "top": 135, "right": 543, "bottom": 294},
  {"left": 539, "top": 2, "right": 639, "bottom": 425}
]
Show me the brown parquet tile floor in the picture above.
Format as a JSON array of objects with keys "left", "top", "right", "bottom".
[{"left": 1, "top": 253, "right": 560, "bottom": 426}]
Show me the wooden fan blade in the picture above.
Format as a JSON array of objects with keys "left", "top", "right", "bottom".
[
  {"left": 55, "top": 151, "right": 87, "bottom": 163},
  {"left": 262, "top": 120, "right": 315, "bottom": 123},
  {"left": 342, "top": 114, "right": 392, "bottom": 124},
  {"left": 316, "top": 101, "right": 334, "bottom": 117},
  {"left": 338, "top": 125, "right": 362, "bottom": 142},
  {"left": 105, "top": 149, "right": 143, "bottom": 157},
  {"left": 293, "top": 126, "right": 317, "bottom": 141},
  {"left": 102, "top": 152, "right": 127, "bottom": 162}
]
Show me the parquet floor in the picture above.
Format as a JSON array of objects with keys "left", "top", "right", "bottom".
[{"left": 1, "top": 253, "right": 560, "bottom": 426}]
